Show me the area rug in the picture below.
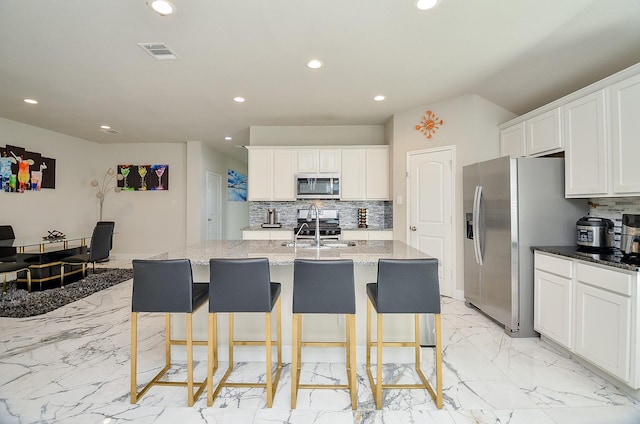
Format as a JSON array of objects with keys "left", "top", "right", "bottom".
[{"left": 0, "top": 268, "right": 133, "bottom": 318}]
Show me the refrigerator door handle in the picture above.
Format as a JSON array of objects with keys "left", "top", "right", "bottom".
[{"left": 473, "top": 185, "right": 483, "bottom": 265}]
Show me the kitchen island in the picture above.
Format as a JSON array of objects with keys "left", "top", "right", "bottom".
[{"left": 155, "top": 240, "right": 433, "bottom": 362}]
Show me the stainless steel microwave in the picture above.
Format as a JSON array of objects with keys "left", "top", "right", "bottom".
[{"left": 295, "top": 173, "right": 340, "bottom": 199}]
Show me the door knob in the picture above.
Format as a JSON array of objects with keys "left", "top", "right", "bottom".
[{"left": 410, "top": 226, "right": 417, "bottom": 231}]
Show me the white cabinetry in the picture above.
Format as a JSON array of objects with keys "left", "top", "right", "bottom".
[
  {"left": 243, "top": 230, "right": 293, "bottom": 240},
  {"left": 500, "top": 122, "right": 526, "bottom": 158},
  {"left": 610, "top": 72, "right": 640, "bottom": 195},
  {"left": 247, "top": 148, "right": 273, "bottom": 201},
  {"left": 574, "top": 262, "right": 632, "bottom": 382},
  {"left": 297, "top": 149, "right": 341, "bottom": 173},
  {"left": 500, "top": 109, "right": 562, "bottom": 158},
  {"left": 534, "top": 253, "right": 573, "bottom": 349},
  {"left": 341, "top": 230, "right": 393, "bottom": 241},
  {"left": 247, "top": 148, "right": 297, "bottom": 201},
  {"left": 341, "top": 147, "right": 389, "bottom": 200},
  {"left": 534, "top": 251, "right": 640, "bottom": 388},
  {"left": 564, "top": 90, "right": 608, "bottom": 197},
  {"left": 527, "top": 108, "right": 563, "bottom": 156}
]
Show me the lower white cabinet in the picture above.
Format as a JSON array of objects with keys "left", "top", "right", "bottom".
[
  {"left": 534, "top": 251, "right": 639, "bottom": 388},
  {"left": 574, "top": 262, "right": 632, "bottom": 383},
  {"left": 242, "top": 230, "right": 293, "bottom": 240},
  {"left": 534, "top": 254, "right": 573, "bottom": 349},
  {"left": 342, "top": 230, "right": 393, "bottom": 241}
]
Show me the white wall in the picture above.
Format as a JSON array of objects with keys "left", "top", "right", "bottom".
[
  {"left": 199, "top": 142, "right": 249, "bottom": 240},
  {"left": 250, "top": 125, "right": 385, "bottom": 146},
  {"left": 0, "top": 117, "right": 247, "bottom": 258},
  {"left": 0, "top": 117, "right": 97, "bottom": 238},
  {"left": 390, "top": 94, "right": 516, "bottom": 295}
]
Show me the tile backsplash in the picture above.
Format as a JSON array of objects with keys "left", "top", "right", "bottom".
[
  {"left": 249, "top": 200, "right": 393, "bottom": 229},
  {"left": 587, "top": 197, "right": 640, "bottom": 248}
]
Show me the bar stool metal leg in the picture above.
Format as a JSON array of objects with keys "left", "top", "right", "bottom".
[
  {"left": 207, "top": 297, "right": 283, "bottom": 407},
  {"left": 366, "top": 299, "right": 443, "bottom": 409}
]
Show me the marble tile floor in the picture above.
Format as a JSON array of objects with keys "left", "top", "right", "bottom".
[{"left": 1, "top": 266, "right": 639, "bottom": 424}]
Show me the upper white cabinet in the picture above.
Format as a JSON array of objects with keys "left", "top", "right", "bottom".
[
  {"left": 499, "top": 62, "right": 640, "bottom": 198},
  {"left": 297, "top": 148, "right": 341, "bottom": 173},
  {"left": 499, "top": 108, "right": 563, "bottom": 158},
  {"left": 564, "top": 90, "right": 608, "bottom": 197},
  {"left": 610, "top": 72, "right": 640, "bottom": 195},
  {"left": 527, "top": 108, "right": 563, "bottom": 156},
  {"left": 247, "top": 147, "right": 297, "bottom": 201},
  {"left": 500, "top": 122, "right": 526, "bottom": 158},
  {"left": 247, "top": 148, "right": 273, "bottom": 201},
  {"left": 272, "top": 149, "right": 297, "bottom": 200},
  {"left": 340, "top": 147, "right": 389, "bottom": 200}
]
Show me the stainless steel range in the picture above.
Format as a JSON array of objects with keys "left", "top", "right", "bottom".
[{"left": 293, "top": 208, "right": 341, "bottom": 240}]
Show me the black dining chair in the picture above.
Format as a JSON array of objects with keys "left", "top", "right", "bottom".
[
  {"left": 0, "top": 225, "right": 17, "bottom": 263},
  {"left": 291, "top": 259, "right": 357, "bottom": 409},
  {"left": 0, "top": 225, "right": 33, "bottom": 293},
  {"left": 130, "top": 259, "right": 208, "bottom": 406},
  {"left": 366, "top": 258, "right": 443, "bottom": 409},
  {"left": 59, "top": 224, "right": 113, "bottom": 287},
  {"left": 207, "top": 258, "right": 282, "bottom": 408},
  {"left": 96, "top": 221, "right": 115, "bottom": 260}
]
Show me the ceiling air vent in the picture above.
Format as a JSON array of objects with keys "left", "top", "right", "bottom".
[{"left": 138, "top": 43, "right": 179, "bottom": 60}]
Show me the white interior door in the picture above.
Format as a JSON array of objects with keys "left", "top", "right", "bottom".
[
  {"left": 407, "top": 147, "right": 455, "bottom": 297},
  {"left": 206, "top": 171, "right": 222, "bottom": 240}
]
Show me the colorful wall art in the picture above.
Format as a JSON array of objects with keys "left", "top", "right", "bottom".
[
  {"left": 227, "top": 169, "right": 247, "bottom": 202},
  {"left": 415, "top": 110, "right": 444, "bottom": 139},
  {"left": 1, "top": 144, "right": 56, "bottom": 193},
  {"left": 117, "top": 164, "right": 169, "bottom": 191}
]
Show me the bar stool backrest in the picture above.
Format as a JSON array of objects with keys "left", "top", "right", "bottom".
[
  {"left": 0, "top": 225, "right": 16, "bottom": 261},
  {"left": 132, "top": 259, "right": 196, "bottom": 313},
  {"left": 377, "top": 258, "right": 440, "bottom": 314},
  {"left": 88, "top": 224, "right": 113, "bottom": 262},
  {"left": 209, "top": 258, "right": 272, "bottom": 312},
  {"left": 293, "top": 259, "right": 355, "bottom": 314}
]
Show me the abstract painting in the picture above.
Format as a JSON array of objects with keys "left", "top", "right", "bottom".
[{"left": 227, "top": 169, "right": 247, "bottom": 201}]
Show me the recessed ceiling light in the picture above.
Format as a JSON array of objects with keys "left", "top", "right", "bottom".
[
  {"left": 24, "top": 98, "right": 38, "bottom": 105},
  {"left": 416, "top": 0, "right": 440, "bottom": 10},
  {"left": 148, "top": 0, "right": 175, "bottom": 16},
  {"left": 307, "top": 59, "right": 323, "bottom": 69},
  {"left": 233, "top": 97, "right": 245, "bottom": 103},
  {"left": 373, "top": 95, "right": 385, "bottom": 102},
  {"left": 100, "top": 125, "right": 111, "bottom": 129},
  {"left": 224, "top": 136, "right": 233, "bottom": 141}
]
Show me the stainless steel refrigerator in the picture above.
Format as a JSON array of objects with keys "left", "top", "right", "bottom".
[{"left": 463, "top": 156, "right": 586, "bottom": 337}]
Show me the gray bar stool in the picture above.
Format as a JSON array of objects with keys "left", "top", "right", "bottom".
[
  {"left": 366, "top": 258, "right": 442, "bottom": 409},
  {"left": 208, "top": 258, "right": 282, "bottom": 408},
  {"left": 291, "top": 259, "right": 357, "bottom": 409},
  {"left": 130, "top": 259, "right": 208, "bottom": 406}
]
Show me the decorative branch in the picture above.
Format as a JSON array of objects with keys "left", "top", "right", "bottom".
[{"left": 91, "top": 168, "right": 124, "bottom": 220}]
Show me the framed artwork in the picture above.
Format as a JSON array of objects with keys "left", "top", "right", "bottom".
[
  {"left": 117, "top": 164, "right": 169, "bottom": 191},
  {"left": 227, "top": 169, "right": 247, "bottom": 201},
  {"left": 1, "top": 144, "right": 56, "bottom": 192}
]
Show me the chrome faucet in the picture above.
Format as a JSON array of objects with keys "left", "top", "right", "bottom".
[
  {"left": 307, "top": 203, "right": 321, "bottom": 247},
  {"left": 294, "top": 222, "right": 308, "bottom": 245}
]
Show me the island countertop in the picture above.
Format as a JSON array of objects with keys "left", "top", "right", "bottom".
[{"left": 153, "top": 239, "right": 430, "bottom": 266}]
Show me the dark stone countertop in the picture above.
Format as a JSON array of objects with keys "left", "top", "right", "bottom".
[{"left": 532, "top": 246, "right": 640, "bottom": 272}]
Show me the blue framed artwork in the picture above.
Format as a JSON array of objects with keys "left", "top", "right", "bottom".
[{"left": 227, "top": 169, "right": 247, "bottom": 201}]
